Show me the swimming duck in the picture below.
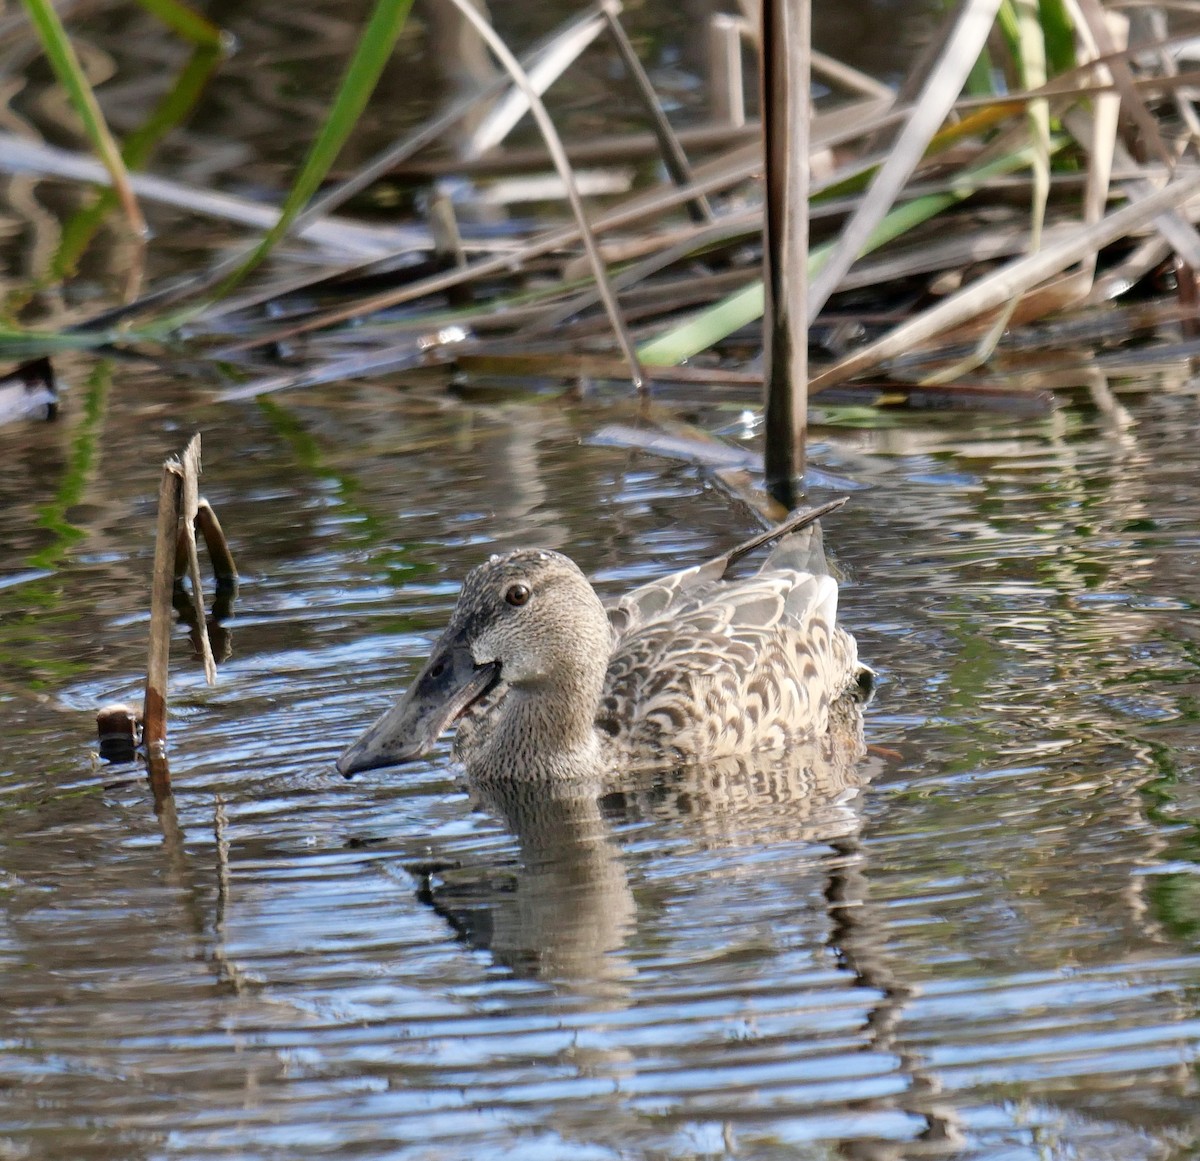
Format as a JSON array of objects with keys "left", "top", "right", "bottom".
[{"left": 337, "top": 498, "right": 872, "bottom": 779}]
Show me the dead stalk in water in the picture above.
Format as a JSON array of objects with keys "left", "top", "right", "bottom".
[
  {"left": 144, "top": 455, "right": 182, "bottom": 791},
  {"left": 761, "top": 0, "right": 811, "bottom": 504},
  {"left": 144, "top": 433, "right": 228, "bottom": 790}
]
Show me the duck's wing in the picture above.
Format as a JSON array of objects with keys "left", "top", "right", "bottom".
[
  {"left": 605, "top": 497, "right": 847, "bottom": 641},
  {"left": 598, "top": 566, "right": 857, "bottom": 760}
]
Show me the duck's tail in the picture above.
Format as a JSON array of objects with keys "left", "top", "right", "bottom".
[
  {"left": 744, "top": 497, "right": 847, "bottom": 579},
  {"left": 721, "top": 496, "right": 847, "bottom": 577},
  {"left": 761, "top": 521, "right": 829, "bottom": 577}
]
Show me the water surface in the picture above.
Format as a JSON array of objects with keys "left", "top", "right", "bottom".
[
  {"left": 2, "top": 0, "right": 1200, "bottom": 1156},
  {"left": 1, "top": 368, "right": 1198, "bottom": 1160}
]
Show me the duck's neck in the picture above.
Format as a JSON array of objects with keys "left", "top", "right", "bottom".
[{"left": 476, "top": 670, "right": 606, "bottom": 777}]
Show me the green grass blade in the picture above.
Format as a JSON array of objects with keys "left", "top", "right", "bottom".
[
  {"left": 214, "top": 0, "right": 416, "bottom": 297},
  {"left": 1038, "top": 0, "right": 1077, "bottom": 75},
  {"left": 638, "top": 142, "right": 1058, "bottom": 367},
  {"left": 0, "top": 322, "right": 164, "bottom": 358},
  {"left": 20, "top": 0, "right": 146, "bottom": 236},
  {"left": 964, "top": 44, "right": 997, "bottom": 97},
  {"left": 637, "top": 282, "right": 766, "bottom": 367},
  {"left": 134, "top": 0, "right": 226, "bottom": 48},
  {"left": 1011, "top": 0, "right": 1050, "bottom": 250},
  {"left": 121, "top": 46, "right": 224, "bottom": 168},
  {"left": 47, "top": 46, "right": 223, "bottom": 286}
]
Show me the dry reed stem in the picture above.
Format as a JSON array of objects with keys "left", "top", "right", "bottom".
[
  {"left": 806, "top": 0, "right": 1004, "bottom": 323},
  {"left": 464, "top": 8, "right": 608, "bottom": 157},
  {"left": 1069, "top": 0, "right": 1173, "bottom": 166},
  {"left": 600, "top": 0, "right": 712, "bottom": 224},
  {"left": 761, "top": 0, "right": 811, "bottom": 502},
  {"left": 708, "top": 15, "right": 746, "bottom": 126},
  {"left": 195, "top": 499, "right": 238, "bottom": 584},
  {"left": 144, "top": 457, "right": 182, "bottom": 790},
  {"left": 179, "top": 435, "right": 217, "bottom": 686},
  {"left": 810, "top": 169, "right": 1200, "bottom": 391}
]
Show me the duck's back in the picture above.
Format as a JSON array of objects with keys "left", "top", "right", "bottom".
[{"left": 597, "top": 526, "right": 864, "bottom": 763}]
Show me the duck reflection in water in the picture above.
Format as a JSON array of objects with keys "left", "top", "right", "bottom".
[
  {"left": 412, "top": 713, "right": 878, "bottom": 999},
  {"left": 339, "top": 502, "right": 877, "bottom": 992}
]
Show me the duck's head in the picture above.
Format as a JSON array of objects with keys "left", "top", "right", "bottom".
[{"left": 337, "top": 548, "right": 609, "bottom": 777}]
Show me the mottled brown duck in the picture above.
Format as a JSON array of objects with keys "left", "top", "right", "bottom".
[{"left": 337, "top": 498, "right": 872, "bottom": 779}]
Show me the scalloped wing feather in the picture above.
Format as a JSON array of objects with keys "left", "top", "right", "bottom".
[{"left": 598, "top": 566, "right": 858, "bottom": 762}]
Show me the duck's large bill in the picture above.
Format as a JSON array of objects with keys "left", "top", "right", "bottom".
[{"left": 337, "top": 645, "right": 501, "bottom": 777}]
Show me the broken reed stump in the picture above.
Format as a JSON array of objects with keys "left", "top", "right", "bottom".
[
  {"left": 143, "top": 444, "right": 185, "bottom": 793},
  {"left": 96, "top": 702, "right": 140, "bottom": 763},
  {"left": 94, "top": 435, "right": 240, "bottom": 780},
  {"left": 137, "top": 432, "right": 237, "bottom": 796}
]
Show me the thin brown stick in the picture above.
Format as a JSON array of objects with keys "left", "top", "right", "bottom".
[
  {"left": 178, "top": 435, "right": 217, "bottom": 686},
  {"left": 376, "top": 121, "right": 759, "bottom": 178},
  {"left": 520, "top": 216, "right": 754, "bottom": 336},
  {"left": 600, "top": 0, "right": 712, "bottom": 225},
  {"left": 144, "top": 459, "right": 182, "bottom": 787}
]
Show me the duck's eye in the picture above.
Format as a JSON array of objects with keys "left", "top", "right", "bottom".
[
  {"left": 428, "top": 659, "right": 446, "bottom": 679},
  {"left": 505, "top": 583, "right": 531, "bottom": 607}
]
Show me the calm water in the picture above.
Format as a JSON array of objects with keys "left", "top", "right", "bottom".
[{"left": 4, "top": 1, "right": 1200, "bottom": 1158}]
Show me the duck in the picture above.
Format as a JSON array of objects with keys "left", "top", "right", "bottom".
[{"left": 337, "top": 498, "right": 872, "bottom": 779}]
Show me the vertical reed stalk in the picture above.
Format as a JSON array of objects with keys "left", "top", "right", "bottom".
[
  {"left": 761, "top": 0, "right": 811, "bottom": 507},
  {"left": 178, "top": 435, "right": 217, "bottom": 685},
  {"left": 708, "top": 14, "right": 746, "bottom": 127},
  {"left": 144, "top": 458, "right": 182, "bottom": 792}
]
